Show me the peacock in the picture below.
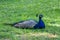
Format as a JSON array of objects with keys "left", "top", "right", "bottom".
[{"left": 4, "top": 14, "right": 45, "bottom": 29}]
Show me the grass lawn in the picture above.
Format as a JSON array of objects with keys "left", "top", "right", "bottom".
[{"left": 0, "top": 0, "right": 60, "bottom": 40}]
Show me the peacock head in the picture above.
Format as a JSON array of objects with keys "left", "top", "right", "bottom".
[
  {"left": 39, "top": 14, "right": 43, "bottom": 19},
  {"left": 36, "top": 14, "right": 43, "bottom": 19}
]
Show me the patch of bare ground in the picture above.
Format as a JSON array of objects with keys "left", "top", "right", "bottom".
[{"left": 16, "top": 32, "right": 58, "bottom": 38}]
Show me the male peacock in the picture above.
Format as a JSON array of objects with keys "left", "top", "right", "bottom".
[{"left": 4, "top": 14, "right": 45, "bottom": 29}]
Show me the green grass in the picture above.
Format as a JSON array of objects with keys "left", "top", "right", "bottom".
[{"left": 0, "top": 0, "right": 60, "bottom": 40}]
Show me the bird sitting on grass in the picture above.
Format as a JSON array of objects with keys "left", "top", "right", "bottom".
[{"left": 4, "top": 14, "right": 45, "bottom": 29}]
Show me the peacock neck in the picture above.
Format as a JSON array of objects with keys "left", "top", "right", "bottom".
[
  {"left": 39, "top": 17, "right": 42, "bottom": 20},
  {"left": 39, "top": 18, "right": 42, "bottom": 23}
]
